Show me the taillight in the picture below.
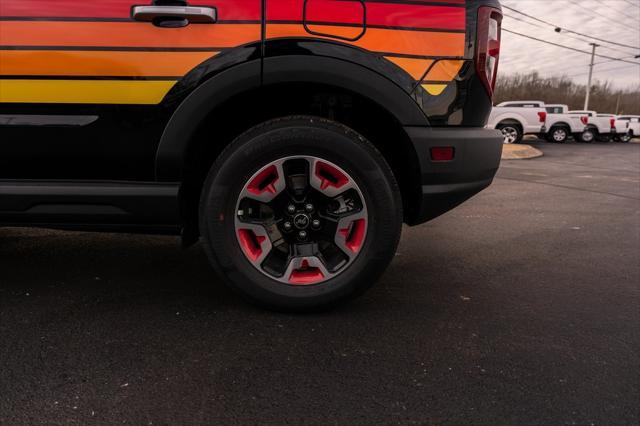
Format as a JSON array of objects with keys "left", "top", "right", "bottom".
[
  {"left": 581, "top": 116, "right": 588, "bottom": 125},
  {"left": 475, "top": 7, "right": 502, "bottom": 97},
  {"left": 538, "top": 111, "right": 547, "bottom": 123},
  {"left": 610, "top": 118, "right": 615, "bottom": 128}
]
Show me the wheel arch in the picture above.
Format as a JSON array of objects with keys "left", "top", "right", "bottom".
[
  {"left": 155, "top": 53, "right": 429, "bottom": 183},
  {"left": 157, "top": 56, "right": 428, "bottom": 242},
  {"left": 585, "top": 124, "right": 600, "bottom": 133},
  {"left": 496, "top": 118, "right": 524, "bottom": 131}
]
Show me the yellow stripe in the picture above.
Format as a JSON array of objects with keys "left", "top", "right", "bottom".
[
  {"left": 0, "top": 79, "right": 176, "bottom": 104},
  {"left": 421, "top": 84, "right": 448, "bottom": 96}
]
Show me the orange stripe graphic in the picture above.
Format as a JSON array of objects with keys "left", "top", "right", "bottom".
[
  {"left": 266, "top": 24, "right": 465, "bottom": 57},
  {"left": 0, "top": 22, "right": 260, "bottom": 48},
  {"left": 425, "top": 60, "right": 464, "bottom": 81},
  {"left": 0, "top": 50, "right": 217, "bottom": 77},
  {"left": 385, "top": 57, "right": 434, "bottom": 80}
]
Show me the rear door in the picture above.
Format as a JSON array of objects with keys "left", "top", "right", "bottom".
[{"left": 0, "top": 0, "right": 262, "bottom": 181}]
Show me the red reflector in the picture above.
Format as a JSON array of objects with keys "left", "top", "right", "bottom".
[
  {"left": 430, "top": 147, "right": 455, "bottom": 162},
  {"left": 610, "top": 118, "right": 615, "bottom": 128},
  {"left": 581, "top": 116, "right": 588, "bottom": 125}
]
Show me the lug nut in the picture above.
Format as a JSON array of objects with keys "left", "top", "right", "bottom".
[
  {"left": 298, "top": 230, "right": 308, "bottom": 240},
  {"left": 287, "top": 204, "right": 296, "bottom": 214},
  {"left": 305, "top": 203, "right": 314, "bottom": 213},
  {"left": 311, "top": 219, "right": 321, "bottom": 229},
  {"left": 283, "top": 221, "right": 292, "bottom": 231}
]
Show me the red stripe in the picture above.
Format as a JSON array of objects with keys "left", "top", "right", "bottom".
[
  {"left": 0, "top": 0, "right": 261, "bottom": 20},
  {"left": 268, "top": 0, "right": 465, "bottom": 30}
]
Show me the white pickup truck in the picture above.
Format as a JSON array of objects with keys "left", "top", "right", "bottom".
[
  {"left": 615, "top": 115, "right": 640, "bottom": 142},
  {"left": 568, "top": 110, "right": 615, "bottom": 142},
  {"left": 543, "top": 104, "right": 588, "bottom": 143},
  {"left": 487, "top": 101, "right": 547, "bottom": 144}
]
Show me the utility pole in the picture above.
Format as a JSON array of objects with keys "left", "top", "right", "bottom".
[
  {"left": 584, "top": 43, "right": 598, "bottom": 110},
  {"left": 615, "top": 91, "right": 621, "bottom": 115}
]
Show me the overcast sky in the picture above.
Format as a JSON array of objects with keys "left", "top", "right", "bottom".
[{"left": 499, "top": 0, "right": 640, "bottom": 90}]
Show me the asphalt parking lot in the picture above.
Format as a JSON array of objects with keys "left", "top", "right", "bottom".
[{"left": 1, "top": 140, "right": 638, "bottom": 424}]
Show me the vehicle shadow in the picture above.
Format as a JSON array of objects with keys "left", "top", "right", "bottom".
[{"left": 0, "top": 226, "right": 455, "bottom": 319}]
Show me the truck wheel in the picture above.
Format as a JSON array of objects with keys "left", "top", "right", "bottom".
[
  {"left": 497, "top": 123, "right": 522, "bottom": 144},
  {"left": 199, "top": 116, "right": 403, "bottom": 311},
  {"left": 620, "top": 134, "right": 632, "bottom": 143},
  {"left": 549, "top": 126, "right": 569, "bottom": 143},
  {"left": 580, "top": 129, "right": 596, "bottom": 143}
]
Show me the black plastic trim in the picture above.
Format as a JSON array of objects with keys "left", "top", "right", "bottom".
[
  {"left": 0, "top": 114, "right": 98, "bottom": 127},
  {"left": 262, "top": 54, "right": 429, "bottom": 126},
  {"left": 155, "top": 59, "right": 262, "bottom": 180},
  {"left": 404, "top": 126, "right": 503, "bottom": 224},
  {"left": 0, "top": 180, "right": 180, "bottom": 227}
]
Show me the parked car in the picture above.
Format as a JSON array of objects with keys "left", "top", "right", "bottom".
[
  {"left": 615, "top": 116, "right": 640, "bottom": 142},
  {"left": 0, "top": 0, "right": 504, "bottom": 310},
  {"left": 542, "top": 104, "right": 587, "bottom": 143},
  {"left": 568, "top": 110, "right": 615, "bottom": 142},
  {"left": 488, "top": 101, "right": 547, "bottom": 144}
]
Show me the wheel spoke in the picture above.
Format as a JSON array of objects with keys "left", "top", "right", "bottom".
[
  {"left": 242, "top": 161, "right": 286, "bottom": 203},
  {"left": 334, "top": 210, "right": 368, "bottom": 257},
  {"left": 236, "top": 223, "right": 273, "bottom": 267},
  {"left": 284, "top": 256, "right": 333, "bottom": 285},
  {"left": 308, "top": 158, "right": 356, "bottom": 197}
]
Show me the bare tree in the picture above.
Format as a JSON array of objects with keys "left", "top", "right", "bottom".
[{"left": 494, "top": 73, "right": 640, "bottom": 114}]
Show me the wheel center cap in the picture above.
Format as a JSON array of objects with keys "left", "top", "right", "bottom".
[{"left": 293, "top": 213, "right": 310, "bottom": 229}]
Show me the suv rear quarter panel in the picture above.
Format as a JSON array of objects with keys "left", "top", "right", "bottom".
[{"left": 264, "top": 0, "right": 498, "bottom": 126}]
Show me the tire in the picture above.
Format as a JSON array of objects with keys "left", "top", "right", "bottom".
[
  {"left": 580, "top": 129, "right": 596, "bottom": 143},
  {"left": 497, "top": 123, "right": 523, "bottom": 144},
  {"left": 620, "top": 133, "right": 632, "bottom": 143},
  {"left": 548, "top": 126, "right": 569, "bottom": 143},
  {"left": 199, "top": 116, "right": 403, "bottom": 311}
]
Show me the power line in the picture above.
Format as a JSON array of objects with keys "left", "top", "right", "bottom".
[
  {"left": 502, "top": 4, "right": 640, "bottom": 50},
  {"left": 566, "top": 63, "right": 640, "bottom": 78},
  {"left": 502, "top": 13, "right": 638, "bottom": 56},
  {"left": 620, "top": 0, "right": 639, "bottom": 8},
  {"left": 503, "top": 28, "right": 640, "bottom": 65},
  {"left": 609, "top": 6, "right": 640, "bottom": 21},
  {"left": 565, "top": 0, "right": 637, "bottom": 29},
  {"left": 594, "top": 55, "right": 640, "bottom": 66}
]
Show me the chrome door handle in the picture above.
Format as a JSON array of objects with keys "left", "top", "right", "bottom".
[{"left": 131, "top": 5, "right": 217, "bottom": 24}]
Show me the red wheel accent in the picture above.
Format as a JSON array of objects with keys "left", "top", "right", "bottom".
[
  {"left": 315, "top": 161, "right": 349, "bottom": 191},
  {"left": 338, "top": 219, "right": 366, "bottom": 253},
  {"left": 237, "top": 229, "right": 266, "bottom": 262},
  {"left": 289, "top": 259, "right": 325, "bottom": 285},
  {"left": 247, "top": 165, "right": 279, "bottom": 196}
]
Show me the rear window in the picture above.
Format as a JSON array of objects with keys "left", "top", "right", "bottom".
[{"left": 546, "top": 107, "right": 563, "bottom": 114}]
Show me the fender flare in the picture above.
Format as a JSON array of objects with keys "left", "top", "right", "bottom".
[
  {"left": 494, "top": 115, "right": 525, "bottom": 130},
  {"left": 155, "top": 59, "right": 262, "bottom": 181},
  {"left": 155, "top": 53, "right": 430, "bottom": 181},
  {"left": 262, "top": 54, "right": 429, "bottom": 127}
]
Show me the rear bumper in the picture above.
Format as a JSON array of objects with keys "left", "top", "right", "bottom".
[{"left": 404, "top": 126, "right": 503, "bottom": 225}]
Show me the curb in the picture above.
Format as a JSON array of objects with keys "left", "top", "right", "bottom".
[{"left": 501, "top": 144, "right": 543, "bottom": 160}]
